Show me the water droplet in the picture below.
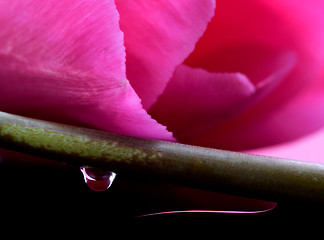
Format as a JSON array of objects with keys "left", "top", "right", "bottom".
[{"left": 80, "top": 167, "right": 116, "bottom": 192}]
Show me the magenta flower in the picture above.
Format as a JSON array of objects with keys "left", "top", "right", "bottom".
[
  {"left": 151, "top": 0, "right": 324, "bottom": 153},
  {"left": 1, "top": 0, "right": 324, "bottom": 214}
]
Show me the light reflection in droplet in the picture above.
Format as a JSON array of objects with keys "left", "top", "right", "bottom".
[{"left": 80, "top": 167, "right": 116, "bottom": 192}]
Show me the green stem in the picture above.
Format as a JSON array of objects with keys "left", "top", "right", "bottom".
[{"left": 0, "top": 111, "right": 323, "bottom": 203}]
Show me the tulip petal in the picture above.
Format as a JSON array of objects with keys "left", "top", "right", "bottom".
[
  {"left": 264, "top": 0, "right": 324, "bottom": 65},
  {"left": 0, "top": 0, "right": 174, "bottom": 140},
  {"left": 149, "top": 64, "right": 255, "bottom": 141},
  {"left": 186, "top": 0, "right": 324, "bottom": 87},
  {"left": 185, "top": 87, "right": 324, "bottom": 150},
  {"left": 227, "top": 90, "right": 324, "bottom": 151},
  {"left": 150, "top": 52, "right": 296, "bottom": 147},
  {"left": 183, "top": 0, "right": 324, "bottom": 149},
  {"left": 185, "top": 0, "right": 298, "bottom": 84},
  {"left": 185, "top": 0, "right": 324, "bottom": 113},
  {"left": 249, "top": 126, "right": 324, "bottom": 164},
  {"left": 115, "top": 0, "right": 216, "bottom": 109}
]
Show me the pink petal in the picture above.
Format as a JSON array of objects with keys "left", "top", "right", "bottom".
[
  {"left": 115, "top": 0, "right": 215, "bottom": 109},
  {"left": 0, "top": 0, "right": 173, "bottom": 141},
  {"left": 186, "top": 87, "right": 324, "bottom": 150},
  {"left": 149, "top": 64, "right": 256, "bottom": 141},
  {"left": 188, "top": 0, "right": 324, "bottom": 96},
  {"left": 186, "top": 0, "right": 324, "bottom": 85},
  {"left": 151, "top": 51, "right": 300, "bottom": 148},
  {"left": 248, "top": 126, "right": 324, "bottom": 164},
  {"left": 185, "top": 0, "right": 324, "bottom": 108},
  {"left": 183, "top": 0, "right": 324, "bottom": 149},
  {"left": 233, "top": 90, "right": 324, "bottom": 151},
  {"left": 264, "top": 0, "right": 324, "bottom": 66},
  {"left": 185, "top": 0, "right": 298, "bottom": 84}
]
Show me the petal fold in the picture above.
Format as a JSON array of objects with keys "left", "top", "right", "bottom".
[
  {"left": 182, "top": 53, "right": 297, "bottom": 149},
  {"left": 0, "top": 0, "right": 174, "bottom": 141},
  {"left": 184, "top": 0, "right": 324, "bottom": 149},
  {"left": 150, "top": 65, "right": 255, "bottom": 141},
  {"left": 151, "top": 52, "right": 297, "bottom": 148},
  {"left": 116, "top": 0, "right": 215, "bottom": 109}
]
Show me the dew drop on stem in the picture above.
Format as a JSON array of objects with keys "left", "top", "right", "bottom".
[{"left": 80, "top": 167, "right": 116, "bottom": 192}]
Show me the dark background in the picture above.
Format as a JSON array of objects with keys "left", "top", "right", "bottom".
[{"left": 1, "top": 149, "right": 322, "bottom": 231}]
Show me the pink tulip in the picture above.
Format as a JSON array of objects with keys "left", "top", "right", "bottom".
[
  {"left": 151, "top": 0, "right": 324, "bottom": 154},
  {"left": 1, "top": 0, "right": 324, "bottom": 214}
]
